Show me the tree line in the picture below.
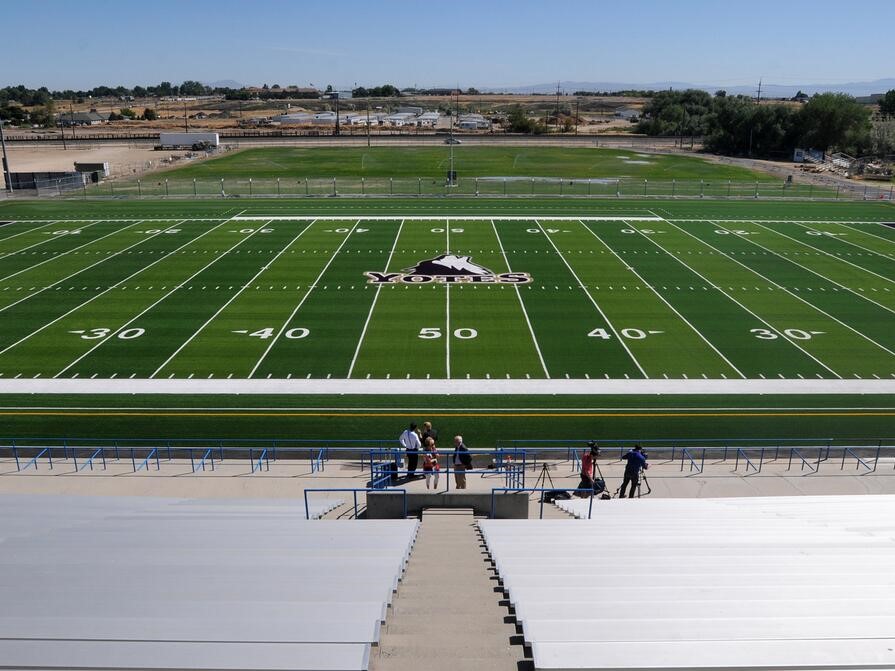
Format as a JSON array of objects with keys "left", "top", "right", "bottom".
[{"left": 637, "top": 89, "right": 895, "bottom": 157}]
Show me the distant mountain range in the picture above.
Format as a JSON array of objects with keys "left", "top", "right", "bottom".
[{"left": 482, "top": 79, "right": 895, "bottom": 98}]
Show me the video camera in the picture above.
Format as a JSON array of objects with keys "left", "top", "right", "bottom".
[{"left": 587, "top": 440, "right": 601, "bottom": 456}]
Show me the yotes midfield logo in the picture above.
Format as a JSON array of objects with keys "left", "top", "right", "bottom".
[{"left": 365, "top": 254, "right": 531, "bottom": 284}]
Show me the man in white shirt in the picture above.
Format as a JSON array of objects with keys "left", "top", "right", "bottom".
[{"left": 399, "top": 422, "right": 422, "bottom": 477}]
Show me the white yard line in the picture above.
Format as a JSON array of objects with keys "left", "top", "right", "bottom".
[
  {"left": 490, "top": 219, "right": 550, "bottom": 378},
  {"left": 637, "top": 212, "right": 840, "bottom": 378},
  {"left": 591, "top": 220, "right": 745, "bottom": 379},
  {"left": 835, "top": 221, "right": 895, "bottom": 247},
  {"left": 233, "top": 215, "right": 663, "bottom": 222},
  {"left": 1, "top": 378, "right": 894, "bottom": 395},
  {"left": 5, "top": 404, "right": 892, "bottom": 411},
  {"left": 445, "top": 220, "right": 451, "bottom": 379},
  {"left": 662, "top": 218, "right": 895, "bottom": 360},
  {"left": 346, "top": 220, "right": 404, "bottom": 378},
  {"left": 0, "top": 220, "right": 166, "bottom": 314},
  {"left": 54, "top": 225, "right": 268, "bottom": 379},
  {"left": 0, "top": 220, "right": 103, "bottom": 260},
  {"left": 535, "top": 219, "right": 647, "bottom": 378},
  {"left": 0, "top": 220, "right": 58, "bottom": 243},
  {"left": 798, "top": 222, "right": 892, "bottom": 262},
  {"left": 150, "top": 219, "right": 315, "bottom": 379},
  {"left": 246, "top": 220, "right": 360, "bottom": 379},
  {"left": 0, "top": 220, "right": 148, "bottom": 284},
  {"left": 723, "top": 221, "right": 895, "bottom": 316},
  {"left": 0, "top": 219, "right": 232, "bottom": 358},
  {"left": 749, "top": 221, "right": 895, "bottom": 286}
]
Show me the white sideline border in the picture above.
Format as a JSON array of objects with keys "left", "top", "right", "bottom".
[{"left": 1, "top": 379, "right": 894, "bottom": 395}]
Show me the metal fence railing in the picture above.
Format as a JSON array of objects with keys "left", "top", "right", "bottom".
[{"left": 3, "top": 175, "right": 886, "bottom": 201}]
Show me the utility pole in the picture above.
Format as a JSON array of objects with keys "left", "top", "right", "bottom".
[
  {"left": 555, "top": 82, "right": 561, "bottom": 133},
  {"left": 574, "top": 97, "right": 580, "bottom": 135},
  {"left": 334, "top": 93, "right": 340, "bottom": 136},
  {"left": 69, "top": 102, "right": 76, "bottom": 142},
  {"left": 184, "top": 102, "right": 189, "bottom": 132},
  {"left": 0, "top": 119, "right": 12, "bottom": 192},
  {"left": 59, "top": 113, "right": 67, "bottom": 151},
  {"left": 756, "top": 78, "right": 762, "bottom": 104},
  {"left": 366, "top": 100, "right": 371, "bottom": 148}
]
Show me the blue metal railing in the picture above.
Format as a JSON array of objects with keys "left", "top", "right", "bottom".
[
  {"left": 133, "top": 447, "right": 160, "bottom": 472},
  {"left": 250, "top": 448, "right": 269, "bottom": 473},
  {"left": 310, "top": 448, "right": 327, "bottom": 473},
  {"left": 75, "top": 448, "right": 106, "bottom": 472},
  {"left": 303, "top": 488, "right": 407, "bottom": 520},
  {"left": 680, "top": 448, "right": 704, "bottom": 473},
  {"left": 20, "top": 447, "right": 52, "bottom": 472},
  {"left": 191, "top": 448, "right": 215, "bottom": 473},
  {"left": 788, "top": 448, "right": 820, "bottom": 474},
  {"left": 734, "top": 447, "right": 763, "bottom": 474},
  {"left": 841, "top": 446, "right": 879, "bottom": 473}
]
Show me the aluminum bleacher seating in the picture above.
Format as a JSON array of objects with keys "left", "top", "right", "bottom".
[
  {"left": 0, "top": 494, "right": 418, "bottom": 671},
  {"left": 480, "top": 495, "right": 895, "bottom": 671}
]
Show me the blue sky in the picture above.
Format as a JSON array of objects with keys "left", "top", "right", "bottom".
[{"left": 4, "top": 0, "right": 893, "bottom": 90}]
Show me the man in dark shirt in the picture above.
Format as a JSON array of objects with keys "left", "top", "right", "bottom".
[
  {"left": 619, "top": 445, "right": 648, "bottom": 498},
  {"left": 452, "top": 435, "right": 472, "bottom": 489}
]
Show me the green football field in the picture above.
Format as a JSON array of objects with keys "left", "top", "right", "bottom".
[{"left": 0, "top": 197, "right": 893, "bottom": 382}]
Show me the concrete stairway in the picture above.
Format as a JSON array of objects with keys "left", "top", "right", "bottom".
[{"left": 370, "top": 509, "right": 526, "bottom": 671}]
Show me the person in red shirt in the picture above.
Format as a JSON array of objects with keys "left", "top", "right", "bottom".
[{"left": 576, "top": 441, "right": 601, "bottom": 497}]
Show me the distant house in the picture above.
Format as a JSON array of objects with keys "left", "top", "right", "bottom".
[
  {"left": 457, "top": 113, "right": 489, "bottom": 130},
  {"left": 384, "top": 112, "right": 417, "bottom": 127},
  {"left": 60, "top": 111, "right": 109, "bottom": 126},
  {"left": 856, "top": 93, "right": 884, "bottom": 105},
  {"left": 417, "top": 111, "right": 440, "bottom": 127}
]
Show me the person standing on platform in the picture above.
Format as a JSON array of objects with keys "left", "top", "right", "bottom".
[
  {"left": 452, "top": 435, "right": 472, "bottom": 489},
  {"left": 399, "top": 422, "right": 422, "bottom": 479},
  {"left": 619, "top": 445, "right": 648, "bottom": 498},
  {"left": 576, "top": 441, "right": 601, "bottom": 497},
  {"left": 422, "top": 437, "right": 440, "bottom": 490},
  {"left": 421, "top": 421, "right": 438, "bottom": 449}
]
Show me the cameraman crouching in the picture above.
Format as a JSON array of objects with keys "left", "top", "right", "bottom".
[{"left": 619, "top": 445, "right": 648, "bottom": 499}]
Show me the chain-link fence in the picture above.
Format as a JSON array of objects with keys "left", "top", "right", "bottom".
[
  {"left": 74, "top": 175, "right": 895, "bottom": 201},
  {"left": 3, "top": 174, "right": 892, "bottom": 201}
]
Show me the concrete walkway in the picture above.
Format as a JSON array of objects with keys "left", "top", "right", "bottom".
[{"left": 371, "top": 509, "right": 526, "bottom": 671}]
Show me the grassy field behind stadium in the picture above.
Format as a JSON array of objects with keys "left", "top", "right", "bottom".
[
  {"left": 1, "top": 196, "right": 893, "bottom": 443},
  {"left": 151, "top": 146, "right": 776, "bottom": 182}
]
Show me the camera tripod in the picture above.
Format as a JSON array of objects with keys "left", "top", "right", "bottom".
[{"left": 614, "top": 468, "right": 651, "bottom": 498}]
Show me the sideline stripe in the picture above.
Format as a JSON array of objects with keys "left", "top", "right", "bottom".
[{"left": 1, "top": 410, "right": 894, "bottom": 418}]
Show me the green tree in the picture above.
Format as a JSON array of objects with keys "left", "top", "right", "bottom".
[
  {"left": 506, "top": 105, "right": 543, "bottom": 134},
  {"left": 879, "top": 90, "right": 895, "bottom": 117},
  {"left": 796, "top": 93, "right": 871, "bottom": 153},
  {"left": 142, "top": 107, "right": 158, "bottom": 121},
  {"left": 119, "top": 107, "right": 136, "bottom": 119}
]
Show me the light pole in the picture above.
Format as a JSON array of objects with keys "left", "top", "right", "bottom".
[{"left": 0, "top": 118, "right": 11, "bottom": 192}]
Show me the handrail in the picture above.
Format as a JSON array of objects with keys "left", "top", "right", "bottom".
[
  {"left": 491, "top": 487, "right": 598, "bottom": 520},
  {"left": 303, "top": 488, "right": 407, "bottom": 520},
  {"left": 249, "top": 448, "right": 269, "bottom": 473},
  {"left": 734, "top": 447, "right": 763, "bottom": 474},
  {"left": 841, "top": 446, "right": 878, "bottom": 473},
  {"left": 21, "top": 447, "right": 52, "bottom": 472},
  {"left": 191, "top": 448, "right": 215, "bottom": 473},
  {"left": 132, "top": 447, "right": 160, "bottom": 472},
  {"left": 787, "top": 448, "right": 819, "bottom": 474},
  {"left": 679, "top": 448, "right": 704, "bottom": 473},
  {"left": 310, "top": 448, "right": 326, "bottom": 473},
  {"left": 76, "top": 448, "right": 106, "bottom": 472}
]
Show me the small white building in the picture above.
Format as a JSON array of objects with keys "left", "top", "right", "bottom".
[
  {"left": 417, "top": 111, "right": 440, "bottom": 127},
  {"left": 458, "top": 113, "right": 489, "bottom": 130},
  {"left": 384, "top": 112, "right": 417, "bottom": 127}
]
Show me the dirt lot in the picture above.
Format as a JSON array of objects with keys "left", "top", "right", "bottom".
[{"left": 5, "top": 144, "right": 197, "bottom": 179}]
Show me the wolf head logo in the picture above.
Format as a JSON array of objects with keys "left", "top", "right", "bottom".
[{"left": 404, "top": 254, "right": 494, "bottom": 276}]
